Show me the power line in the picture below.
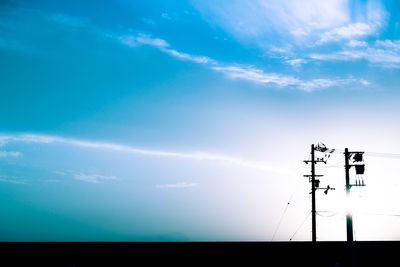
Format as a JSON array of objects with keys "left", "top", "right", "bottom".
[
  {"left": 363, "top": 212, "right": 400, "bottom": 217},
  {"left": 290, "top": 212, "right": 311, "bottom": 241},
  {"left": 271, "top": 191, "right": 295, "bottom": 241},
  {"left": 331, "top": 148, "right": 400, "bottom": 159},
  {"left": 317, "top": 211, "right": 339, "bottom": 218},
  {"left": 364, "top": 152, "right": 400, "bottom": 159}
]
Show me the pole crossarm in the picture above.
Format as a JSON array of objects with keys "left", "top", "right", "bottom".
[{"left": 304, "top": 160, "right": 327, "bottom": 164}]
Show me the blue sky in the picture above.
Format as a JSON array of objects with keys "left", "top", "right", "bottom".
[{"left": 0, "top": 0, "right": 400, "bottom": 241}]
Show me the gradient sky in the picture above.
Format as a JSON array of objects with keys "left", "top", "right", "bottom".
[{"left": 0, "top": 0, "right": 400, "bottom": 241}]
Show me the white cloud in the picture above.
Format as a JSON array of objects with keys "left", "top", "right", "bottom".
[
  {"left": 119, "top": 34, "right": 214, "bottom": 64},
  {"left": 0, "top": 133, "right": 293, "bottom": 176},
  {"left": 0, "top": 151, "right": 22, "bottom": 157},
  {"left": 193, "top": 0, "right": 388, "bottom": 52},
  {"left": 211, "top": 65, "right": 299, "bottom": 87},
  {"left": 347, "top": 40, "right": 368, "bottom": 48},
  {"left": 285, "top": 59, "right": 306, "bottom": 67},
  {"left": 211, "top": 65, "right": 367, "bottom": 92},
  {"left": 310, "top": 41, "right": 400, "bottom": 68},
  {"left": 269, "top": 46, "right": 292, "bottom": 54},
  {"left": 291, "top": 28, "right": 308, "bottom": 37},
  {"left": 162, "top": 48, "right": 215, "bottom": 64},
  {"left": 360, "top": 48, "right": 400, "bottom": 67},
  {"left": 120, "top": 34, "right": 169, "bottom": 49},
  {"left": 315, "top": 0, "right": 386, "bottom": 45},
  {"left": 375, "top": 40, "right": 400, "bottom": 50},
  {"left": 193, "top": 0, "right": 350, "bottom": 41},
  {"left": 299, "top": 78, "right": 367, "bottom": 91},
  {"left": 0, "top": 175, "right": 27, "bottom": 185},
  {"left": 73, "top": 172, "right": 117, "bottom": 183},
  {"left": 317, "top": 22, "right": 376, "bottom": 45},
  {"left": 360, "top": 79, "right": 371, "bottom": 86},
  {"left": 156, "top": 182, "right": 198, "bottom": 189},
  {"left": 161, "top": 12, "right": 172, "bottom": 20},
  {"left": 119, "top": 34, "right": 369, "bottom": 91}
]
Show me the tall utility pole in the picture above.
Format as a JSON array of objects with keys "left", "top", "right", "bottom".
[
  {"left": 304, "top": 144, "right": 329, "bottom": 242},
  {"left": 344, "top": 148, "right": 353, "bottom": 242},
  {"left": 344, "top": 148, "right": 365, "bottom": 242}
]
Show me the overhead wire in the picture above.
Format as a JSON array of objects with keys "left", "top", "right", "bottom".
[
  {"left": 271, "top": 190, "right": 296, "bottom": 241},
  {"left": 316, "top": 211, "right": 339, "bottom": 218},
  {"left": 289, "top": 212, "right": 311, "bottom": 241},
  {"left": 271, "top": 170, "right": 306, "bottom": 241},
  {"left": 363, "top": 212, "right": 400, "bottom": 217},
  {"left": 328, "top": 147, "right": 400, "bottom": 159},
  {"left": 364, "top": 152, "right": 400, "bottom": 159}
]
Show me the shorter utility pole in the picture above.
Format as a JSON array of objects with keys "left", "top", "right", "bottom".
[{"left": 344, "top": 148, "right": 365, "bottom": 242}]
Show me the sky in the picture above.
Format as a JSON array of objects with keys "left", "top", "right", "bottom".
[{"left": 0, "top": 0, "right": 400, "bottom": 241}]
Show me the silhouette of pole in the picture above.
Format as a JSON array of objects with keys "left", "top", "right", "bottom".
[
  {"left": 304, "top": 144, "right": 328, "bottom": 242},
  {"left": 311, "top": 144, "right": 317, "bottom": 243},
  {"left": 344, "top": 148, "right": 353, "bottom": 242}
]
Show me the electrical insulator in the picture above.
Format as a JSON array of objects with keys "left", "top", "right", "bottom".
[{"left": 353, "top": 153, "right": 363, "bottom": 162}]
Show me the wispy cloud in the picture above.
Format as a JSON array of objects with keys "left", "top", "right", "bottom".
[
  {"left": 285, "top": 59, "right": 306, "bottom": 67},
  {"left": 0, "top": 151, "right": 22, "bottom": 157},
  {"left": 211, "top": 65, "right": 299, "bottom": 87},
  {"left": 347, "top": 40, "right": 368, "bottom": 48},
  {"left": 310, "top": 39, "right": 400, "bottom": 68},
  {"left": 211, "top": 65, "right": 367, "bottom": 92},
  {"left": 0, "top": 133, "right": 293, "bottom": 176},
  {"left": 119, "top": 34, "right": 368, "bottom": 91},
  {"left": 269, "top": 46, "right": 292, "bottom": 55},
  {"left": 156, "top": 182, "right": 198, "bottom": 189},
  {"left": 54, "top": 170, "right": 114, "bottom": 183},
  {"left": 161, "top": 12, "right": 172, "bottom": 21},
  {"left": 10, "top": 9, "right": 370, "bottom": 92},
  {"left": 9, "top": 9, "right": 371, "bottom": 91},
  {"left": 193, "top": 0, "right": 350, "bottom": 42},
  {"left": 120, "top": 34, "right": 215, "bottom": 65},
  {"left": 314, "top": 0, "right": 386, "bottom": 45},
  {"left": 375, "top": 40, "right": 400, "bottom": 50},
  {"left": 193, "top": 0, "right": 386, "bottom": 48},
  {"left": 0, "top": 175, "right": 27, "bottom": 185},
  {"left": 73, "top": 172, "right": 117, "bottom": 183},
  {"left": 162, "top": 49, "right": 214, "bottom": 64},
  {"left": 317, "top": 22, "right": 376, "bottom": 45},
  {"left": 120, "top": 34, "right": 169, "bottom": 49}
]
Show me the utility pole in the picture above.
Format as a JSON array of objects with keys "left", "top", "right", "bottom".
[
  {"left": 304, "top": 144, "right": 333, "bottom": 242},
  {"left": 344, "top": 148, "right": 365, "bottom": 242},
  {"left": 344, "top": 148, "right": 353, "bottom": 242},
  {"left": 311, "top": 144, "right": 317, "bottom": 242}
]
